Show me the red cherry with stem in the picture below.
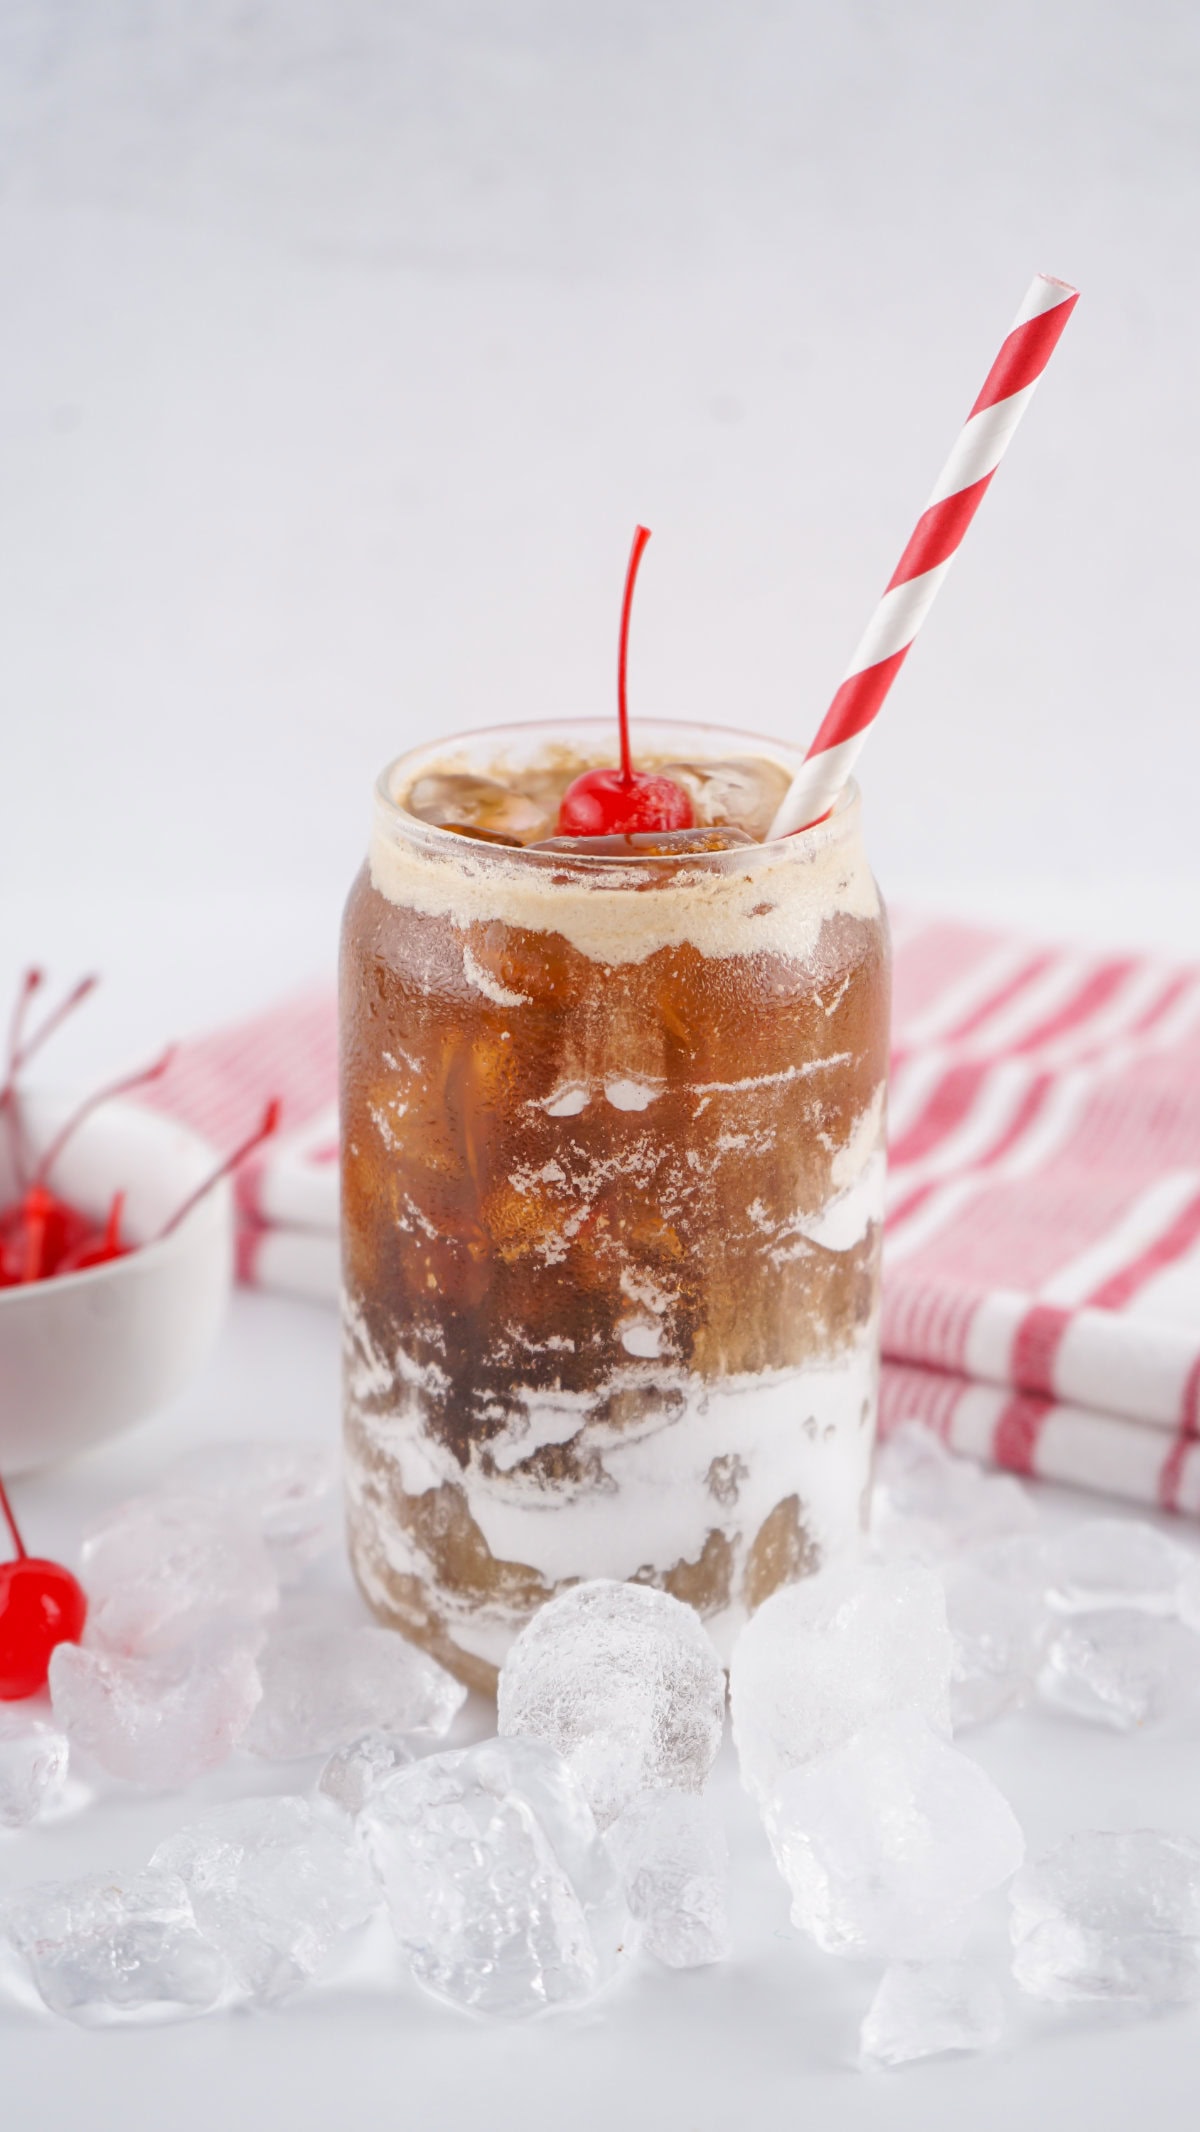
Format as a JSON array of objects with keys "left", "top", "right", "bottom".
[
  {"left": 0, "top": 1474, "right": 86, "bottom": 1700},
  {"left": 0, "top": 963, "right": 284, "bottom": 1287},
  {"left": 0, "top": 1040, "right": 173, "bottom": 1289},
  {"left": 0, "top": 1561, "right": 88, "bottom": 1699},
  {"left": 557, "top": 526, "right": 694, "bottom": 837},
  {"left": 0, "top": 1044, "right": 174, "bottom": 1287}
]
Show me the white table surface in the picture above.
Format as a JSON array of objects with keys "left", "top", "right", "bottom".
[
  {"left": 3, "top": 1283, "right": 1199, "bottom": 2132},
  {"left": 2, "top": 889, "right": 1200, "bottom": 2132}
]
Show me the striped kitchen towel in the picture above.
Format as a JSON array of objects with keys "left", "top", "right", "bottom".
[
  {"left": 138, "top": 986, "right": 339, "bottom": 1295},
  {"left": 879, "top": 912, "right": 1200, "bottom": 1512},
  {"left": 146, "top": 913, "right": 1200, "bottom": 1516}
]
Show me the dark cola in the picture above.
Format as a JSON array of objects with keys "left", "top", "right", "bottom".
[{"left": 341, "top": 723, "right": 889, "bottom": 1691}]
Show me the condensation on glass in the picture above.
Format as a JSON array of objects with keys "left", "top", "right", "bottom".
[{"left": 340, "top": 720, "right": 891, "bottom": 1691}]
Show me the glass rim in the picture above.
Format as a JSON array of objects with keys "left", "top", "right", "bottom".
[{"left": 372, "top": 716, "right": 861, "bottom": 873}]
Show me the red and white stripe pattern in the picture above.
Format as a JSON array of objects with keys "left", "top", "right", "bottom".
[
  {"left": 146, "top": 910, "right": 1200, "bottom": 1521},
  {"left": 770, "top": 274, "right": 1079, "bottom": 838},
  {"left": 135, "top": 986, "right": 338, "bottom": 1289},
  {"left": 882, "top": 915, "right": 1200, "bottom": 1516},
  {"left": 879, "top": 1367, "right": 1200, "bottom": 1519}
]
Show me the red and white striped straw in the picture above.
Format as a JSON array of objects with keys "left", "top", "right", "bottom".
[{"left": 768, "top": 273, "right": 1079, "bottom": 839}]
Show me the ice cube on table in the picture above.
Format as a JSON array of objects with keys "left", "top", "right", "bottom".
[
  {"left": 360, "top": 1735, "right": 626, "bottom": 2018},
  {"left": 730, "top": 1560, "right": 953, "bottom": 1801},
  {"left": 659, "top": 756, "right": 791, "bottom": 841},
  {"left": 318, "top": 1730, "right": 415, "bottom": 1818},
  {"left": 405, "top": 771, "right": 553, "bottom": 846},
  {"left": 1036, "top": 1608, "right": 1192, "bottom": 1731},
  {"left": 244, "top": 1621, "right": 465, "bottom": 1760},
  {"left": 496, "top": 1579, "right": 726, "bottom": 1828},
  {"left": 48, "top": 1636, "right": 260, "bottom": 1786},
  {"left": 1, "top": 1868, "right": 229, "bottom": 2025},
  {"left": 945, "top": 1542, "right": 1049, "bottom": 1731},
  {"left": 1011, "top": 1829, "right": 1200, "bottom": 2004},
  {"left": 80, "top": 1493, "right": 278, "bottom": 1656},
  {"left": 157, "top": 1443, "right": 339, "bottom": 1583},
  {"left": 1045, "top": 1518, "right": 1185, "bottom": 1616},
  {"left": 151, "top": 1795, "right": 379, "bottom": 2006},
  {"left": 0, "top": 1708, "right": 69, "bottom": 1828},
  {"left": 764, "top": 1706, "right": 1025, "bottom": 1959},
  {"left": 871, "top": 1423, "right": 1036, "bottom": 1565},
  {"left": 860, "top": 1958, "right": 1005, "bottom": 2067},
  {"left": 606, "top": 1790, "right": 730, "bottom": 1969}
]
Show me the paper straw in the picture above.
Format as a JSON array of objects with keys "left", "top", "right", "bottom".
[{"left": 768, "top": 274, "right": 1079, "bottom": 839}]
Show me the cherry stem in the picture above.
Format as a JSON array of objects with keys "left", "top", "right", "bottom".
[
  {"left": 617, "top": 524, "right": 652, "bottom": 788},
  {"left": 2, "top": 972, "right": 99, "bottom": 1192},
  {"left": 32, "top": 1046, "right": 176, "bottom": 1193},
  {"left": 16, "top": 975, "right": 99, "bottom": 1075},
  {"left": 156, "top": 1097, "right": 282, "bottom": 1242},
  {"left": 2, "top": 968, "right": 43, "bottom": 1182},
  {"left": 0, "top": 1474, "right": 27, "bottom": 1561},
  {"left": 4, "top": 969, "right": 43, "bottom": 1093}
]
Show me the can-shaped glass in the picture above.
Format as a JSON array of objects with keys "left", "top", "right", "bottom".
[{"left": 341, "top": 719, "right": 890, "bottom": 1691}]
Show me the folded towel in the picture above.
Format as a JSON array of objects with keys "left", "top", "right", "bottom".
[
  {"left": 144, "top": 914, "right": 1200, "bottom": 1519},
  {"left": 137, "top": 988, "right": 338, "bottom": 1284},
  {"left": 884, "top": 914, "right": 1200, "bottom": 1436},
  {"left": 879, "top": 1360, "right": 1200, "bottom": 1519}
]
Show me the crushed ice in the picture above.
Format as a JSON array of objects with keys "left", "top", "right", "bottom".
[{"left": 4, "top": 1425, "right": 1200, "bottom": 2062}]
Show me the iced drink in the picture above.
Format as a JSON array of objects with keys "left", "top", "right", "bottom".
[{"left": 341, "top": 719, "right": 890, "bottom": 1690}]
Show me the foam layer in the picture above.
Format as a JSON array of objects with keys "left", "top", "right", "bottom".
[{"left": 368, "top": 725, "right": 881, "bottom": 968}]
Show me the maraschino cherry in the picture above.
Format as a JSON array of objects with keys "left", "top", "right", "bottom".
[
  {"left": 0, "top": 1473, "right": 87, "bottom": 1700},
  {"left": 556, "top": 526, "right": 694, "bottom": 838},
  {"left": 0, "top": 1038, "right": 175, "bottom": 1287},
  {"left": 0, "top": 974, "right": 285, "bottom": 1694},
  {"left": 0, "top": 968, "right": 282, "bottom": 1289}
]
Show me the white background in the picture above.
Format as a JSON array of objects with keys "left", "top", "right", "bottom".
[
  {"left": 2, "top": 5, "right": 1200, "bottom": 2127},
  {"left": 2, "top": 0, "right": 1200, "bottom": 995}
]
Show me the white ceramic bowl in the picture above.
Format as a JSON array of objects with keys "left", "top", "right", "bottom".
[{"left": 0, "top": 1092, "right": 233, "bottom": 1473}]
